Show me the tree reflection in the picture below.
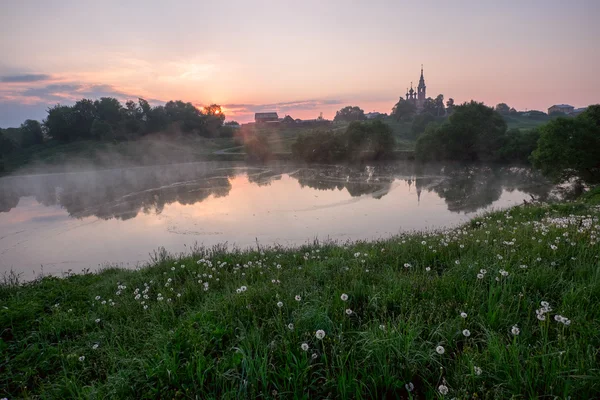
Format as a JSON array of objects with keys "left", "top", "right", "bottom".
[{"left": 0, "top": 162, "right": 556, "bottom": 219}]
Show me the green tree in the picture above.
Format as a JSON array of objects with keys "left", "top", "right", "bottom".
[
  {"left": 334, "top": 106, "right": 366, "bottom": 122},
  {"left": 445, "top": 98, "right": 455, "bottom": 115},
  {"left": 73, "top": 99, "right": 97, "bottom": 139},
  {"left": 44, "top": 105, "right": 77, "bottom": 141},
  {"left": 19, "top": 119, "right": 44, "bottom": 147},
  {"left": 90, "top": 119, "right": 114, "bottom": 140},
  {"left": 422, "top": 97, "right": 437, "bottom": 115},
  {"left": 531, "top": 105, "right": 600, "bottom": 184},
  {"left": 415, "top": 101, "right": 507, "bottom": 162},
  {"left": 0, "top": 129, "right": 15, "bottom": 155},
  {"left": 411, "top": 112, "right": 436, "bottom": 138},
  {"left": 94, "top": 97, "right": 123, "bottom": 126},
  {"left": 391, "top": 98, "right": 416, "bottom": 121},
  {"left": 495, "top": 103, "right": 511, "bottom": 115},
  {"left": 433, "top": 94, "right": 445, "bottom": 117}
]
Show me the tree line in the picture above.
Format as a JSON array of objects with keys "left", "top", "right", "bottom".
[
  {"left": 0, "top": 98, "right": 233, "bottom": 155},
  {"left": 414, "top": 101, "right": 600, "bottom": 185}
]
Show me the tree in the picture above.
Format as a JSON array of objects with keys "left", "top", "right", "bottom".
[
  {"left": 224, "top": 121, "right": 240, "bottom": 127},
  {"left": 446, "top": 98, "right": 455, "bottom": 114},
  {"left": 422, "top": 97, "right": 437, "bottom": 115},
  {"left": 19, "top": 119, "right": 44, "bottom": 147},
  {"left": 90, "top": 119, "right": 114, "bottom": 140},
  {"left": 532, "top": 105, "right": 600, "bottom": 184},
  {"left": 434, "top": 94, "right": 446, "bottom": 117},
  {"left": 415, "top": 101, "right": 507, "bottom": 162},
  {"left": 334, "top": 106, "right": 366, "bottom": 122},
  {"left": 495, "top": 103, "right": 511, "bottom": 115},
  {"left": 44, "top": 105, "right": 77, "bottom": 141},
  {"left": 94, "top": 97, "right": 123, "bottom": 126},
  {"left": 73, "top": 99, "right": 97, "bottom": 139},
  {"left": 0, "top": 129, "right": 15, "bottom": 155},
  {"left": 411, "top": 112, "right": 436, "bottom": 138},
  {"left": 391, "top": 98, "right": 416, "bottom": 121}
]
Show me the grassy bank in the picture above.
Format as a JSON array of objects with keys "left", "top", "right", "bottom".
[{"left": 1, "top": 202, "right": 600, "bottom": 398}]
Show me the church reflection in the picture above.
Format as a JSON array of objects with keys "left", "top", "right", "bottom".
[{"left": 0, "top": 161, "right": 555, "bottom": 219}]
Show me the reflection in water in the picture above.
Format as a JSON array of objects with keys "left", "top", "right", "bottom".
[
  {"left": 0, "top": 162, "right": 554, "bottom": 219},
  {"left": 0, "top": 161, "right": 558, "bottom": 278}
]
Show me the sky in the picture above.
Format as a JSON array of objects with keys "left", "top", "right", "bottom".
[{"left": 0, "top": 0, "right": 599, "bottom": 127}]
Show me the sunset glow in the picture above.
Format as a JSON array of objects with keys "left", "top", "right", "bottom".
[{"left": 1, "top": 0, "right": 598, "bottom": 126}]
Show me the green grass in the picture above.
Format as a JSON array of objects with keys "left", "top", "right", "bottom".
[{"left": 1, "top": 202, "right": 600, "bottom": 398}]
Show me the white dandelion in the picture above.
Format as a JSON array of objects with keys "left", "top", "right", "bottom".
[
  {"left": 315, "top": 330, "right": 326, "bottom": 340},
  {"left": 436, "top": 345, "right": 445, "bottom": 354},
  {"left": 340, "top": 293, "right": 348, "bottom": 301},
  {"left": 438, "top": 384, "right": 448, "bottom": 395},
  {"left": 462, "top": 329, "right": 471, "bottom": 337},
  {"left": 301, "top": 343, "right": 309, "bottom": 351}
]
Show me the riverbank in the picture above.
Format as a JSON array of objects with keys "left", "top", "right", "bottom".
[{"left": 1, "top": 201, "right": 599, "bottom": 398}]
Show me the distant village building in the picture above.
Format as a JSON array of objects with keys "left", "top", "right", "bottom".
[
  {"left": 255, "top": 112, "right": 279, "bottom": 123},
  {"left": 571, "top": 107, "right": 588, "bottom": 116},
  {"left": 365, "top": 112, "right": 385, "bottom": 119},
  {"left": 548, "top": 104, "right": 574, "bottom": 115},
  {"left": 406, "top": 65, "right": 427, "bottom": 111}
]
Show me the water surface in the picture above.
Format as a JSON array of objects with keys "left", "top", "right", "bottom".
[{"left": 0, "top": 161, "right": 553, "bottom": 279}]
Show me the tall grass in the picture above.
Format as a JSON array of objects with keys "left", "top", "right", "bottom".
[{"left": 1, "top": 203, "right": 599, "bottom": 398}]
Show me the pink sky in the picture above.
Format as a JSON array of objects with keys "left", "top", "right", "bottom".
[{"left": 1, "top": 0, "right": 599, "bottom": 126}]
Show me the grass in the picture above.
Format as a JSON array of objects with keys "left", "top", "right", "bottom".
[{"left": 1, "top": 201, "right": 600, "bottom": 399}]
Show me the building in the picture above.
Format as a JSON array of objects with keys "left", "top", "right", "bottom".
[
  {"left": 570, "top": 107, "right": 588, "bottom": 116},
  {"left": 255, "top": 112, "right": 279, "bottom": 123},
  {"left": 406, "top": 65, "right": 427, "bottom": 111},
  {"left": 365, "top": 112, "right": 386, "bottom": 119},
  {"left": 548, "top": 104, "right": 574, "bottom": 115}
]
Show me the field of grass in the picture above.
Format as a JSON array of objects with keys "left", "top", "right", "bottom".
[{"left": 1, "top": 201, "right": 599, "bottom": 398}]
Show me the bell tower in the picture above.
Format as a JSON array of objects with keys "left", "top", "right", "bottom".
[{"left": 417, "top": 64, "right": 426, "bottom": 108}]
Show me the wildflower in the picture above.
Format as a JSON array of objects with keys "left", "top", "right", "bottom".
[
  {"left": 295, "top": 295, "right": 301, "bottom": 301},
  {"left": 340, "top": 293, "right": 348, "bottom": 301},
  {"left": 345, "top": 309, "right": 353, "bottom": 315},
  {"left": 236, "top": 288, "right": 242, "bottom": 294},
  {"left": 315, "top": 330, "right": 326, "bottom": 340},
  {"left": 462, "top": 329, "right": 471, "bottom": 337},
  {"left": 511, "top": 325, "right": 520, "bottom": 336},
  {"left": 436, "top": 345, "right": 445, "bottom": 354},
  {"left": 240, "top": 286, "right": 247, "bottom": 292},
  {"left": 277, "top": 301, "right": 284, "bottom": 308},
  {"left": 474, "top": 366, "right": 482, "bottom": 375},
  {"left": 288, "top": 323, "right": 294, "bottom": 330},
  {"left": 92, "top": 344, "right": 99, "bottom": 350},
  {"left": 477, "top": 273, "right": 484, "bottom": 279},
  {"left": 95, "top": 318, "right": 101, "bottom": 323},
  {"left": 499, "top": 269, "right": 509, "bottom": 277},
  {"left": 301, "top": 342, "right": 309, "bottom": 351},
  {"left": 101, "top": 300, "right": 106, "bottom": 305},
  {"left": 405, "top": 382, "right": 415, "bottom": 392},
  {"left": 379, "top": 324, "right": 385, "bottom": 330},
  {"left": 143, "top": 305, "right": 148, "bottom": 310},
  {"left": 311, "top": 353, "right": 318, "bottom": 359},
  {"left": 460, "top": 312, "right": 467, "bottom": 319},
  {"left": 68, "top": 309, "right": 73, "bottom": 313},
  {"left": 454, "top": 260, "right": 460, "bottom": 265},
  {"left": 95, "top": 296, "right": 101, "bottom": 301},
  {"left": 404, "top": 263, "right": 412, "bottom": 268},
  {"left": 480, "top": 269, "right": 487, "bottom": 274},
  {"left": 79, "top": 356, "right": 85, "bottom": 362},
  {"left": 438, "top": 384, "right": 448, "bottom": 395},
  {"left": 171, "top": 266, "right": 175, "bottom": 271}
]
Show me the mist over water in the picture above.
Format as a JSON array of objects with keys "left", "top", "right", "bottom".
[{"left": 0, "top": 161, "right": 555, "bottom": 279}]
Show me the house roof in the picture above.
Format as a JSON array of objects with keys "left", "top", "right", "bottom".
[{"left": 255, "top": 112, "right": 279, "bottom": 118}]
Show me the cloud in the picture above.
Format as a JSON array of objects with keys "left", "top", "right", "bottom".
[
  {"left": 1, "top": 74, "right": 52, "bottom": 83},
  {"left": 225, "top": 99, "right": 344, "bottom": 114}
]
